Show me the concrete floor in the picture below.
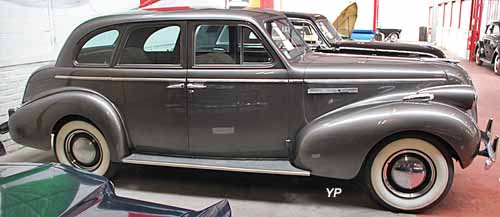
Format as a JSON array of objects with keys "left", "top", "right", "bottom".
[{"left": 1, "top": 60, "right": 499, "bottom": 217}]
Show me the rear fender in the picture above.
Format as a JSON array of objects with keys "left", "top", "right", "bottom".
[
  {"left": 293, "top": 101, "right": 480, "bottom": 179},
  {"left": 8, "top": 87, "right": 128, "bottom": 162}
]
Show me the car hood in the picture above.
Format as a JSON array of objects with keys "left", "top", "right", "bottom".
[
  {"left": 336, "top": 40, "right": 446, "bottom": 58},
  {"left": 0, "top": 163, "right": 231, "bottom": 217},
  {"left": 294, "top": 52, "right": 450, "bottom": 79},
  {"left": 290, "top": 52, "right": 473, "bottom": 85}
]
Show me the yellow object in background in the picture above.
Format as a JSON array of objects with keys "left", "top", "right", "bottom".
[{"left": 249, "top": 0, "right": 261, "bottom": 8}]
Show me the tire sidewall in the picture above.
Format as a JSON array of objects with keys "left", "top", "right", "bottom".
[
  {"left": 476, "top": 48, "right": 483, "bottom": 65},
  {"left": 55, "top": 120, "right": 111, "bottom": 176},
  {"left": 366, "top": 137, "right": 453, "bottom": 212},
  {"left": 495, "top": 54, "right": 499, "bottom": 74}
]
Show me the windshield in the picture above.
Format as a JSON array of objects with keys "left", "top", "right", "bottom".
[
  {"left": 316, "top": 19, "right": 342, "bottom": 44},
  {"left": 265, "top": 19, "right": 307, "bottom": 59}
]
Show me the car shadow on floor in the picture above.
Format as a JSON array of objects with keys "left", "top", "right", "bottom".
[{"left": 112, "top": 164, "right": 382, "bottom": 211}]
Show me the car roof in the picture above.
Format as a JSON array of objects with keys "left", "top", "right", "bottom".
[
  {"left": 57, "top": 8, "right": 287, "bottom": 67},
  {"left": 283, "top": 11, "right": 327, "bottom": 21},
  {"left": 81, "top": 8, "right": 286, "bottom": 28}
]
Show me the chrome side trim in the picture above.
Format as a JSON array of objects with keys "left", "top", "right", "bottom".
[
  {"left": 55, "top": 75, "right": 185, "bottom": 82},
  {"left": 122, "top": 156, "right": 310, "bottom": 176},
  {"left": 308, "top": 87, "right": 359, "bottom": 94},
  {"left": 305, "top": 78, "right": 447, "bottom": 84},
  {"left": 188, "top": 78, "right": 289, "bottom": 83}
]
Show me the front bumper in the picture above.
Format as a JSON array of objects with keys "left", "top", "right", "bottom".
[
  {"left": 0, "top": 109, "right": 14, "bottom": 156},
  {"left": 0, "top": 121, "right": 8, "bottom": 156},
  {"left": 478, "top": 119, "right": 498, "bottom": 170}
]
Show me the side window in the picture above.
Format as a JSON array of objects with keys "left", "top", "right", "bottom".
[
  {"left": 194, "top": 24, "right": 272, "bottom": 65},
  {"left": 77, "top": 30, "right": 119, "bottom": 65},
  {"left": 242, "top": 27, "right": 272, "bottom": 63},
  {"left": 119, "top": 25, "right": 181, "bottom": 65},
  {"left": 493, "top": 25, "right": 500, "bottom": 35},
  {"left": 292, "top": 22, "right": 319, "bottom": 45}
]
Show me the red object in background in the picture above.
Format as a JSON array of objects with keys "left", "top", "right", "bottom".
[
  {"left": 373, "top": 0, "right": 378, "bottom": 32},
  {"left": 260, "top": 0, "right": 274, "bottom": 9},
  {"left": 140, "top": 0, "right": 160, "bottom": 8},
  {"left": 468, "top": 0, "right": 484, "bottom": 61}
]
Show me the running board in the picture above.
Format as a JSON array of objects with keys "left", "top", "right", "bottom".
[{"left": 122, "top": 154, "right": 310, "bottom": 176}]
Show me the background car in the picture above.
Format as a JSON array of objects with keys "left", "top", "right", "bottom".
[
  {"left": 475, "top": 21, "right": 500, "bottom": 74},
  {"left": 286, "top": 12, "right": 446, "bottom": 58},
  {"left": 0, "top": 162, "right": 231, "bottom": 217}
]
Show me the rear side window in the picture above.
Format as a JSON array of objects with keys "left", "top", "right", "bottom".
[
  {"left": 77, "top": 30, "right": 119, "bottom": 65},
  {"left": 119, "top": 25, "right": 181, "bottom": 65}
]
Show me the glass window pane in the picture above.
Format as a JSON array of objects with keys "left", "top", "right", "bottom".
[
  {"left": 120, "top": 25, "right": 181, "bottom": 65},
  {"left": 195, "top": 24, "right": 240, "bottom": 65},
  {"left": 242, "top": 27, "right": 272, "bottom": 63},
  {"left": 77, "top": 30, "right": 119, "bottom": 64}
]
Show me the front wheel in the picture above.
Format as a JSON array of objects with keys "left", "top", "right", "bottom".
[
  {"left": 475, "top": 48, "right": 483, "bottom": 65},
  {"left": 54, "top": 120, "right": 117, "bottom": 177},
  {"left": 365, "top": 137, "right": 454, "bottom": 212},
  {"left": 494, "top": 54, "right": 499, "bottom": 74}
]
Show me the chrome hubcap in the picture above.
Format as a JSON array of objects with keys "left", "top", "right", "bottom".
[
  {"left": 64, "top": 130, "right": 102, "bottom": 171},
  {"left": 383, "top": 150, "right": 436, "bottom": 199}
]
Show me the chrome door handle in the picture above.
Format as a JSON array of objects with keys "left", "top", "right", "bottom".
[
  {"left": 166, "top": 83, "right": 185, "bottom": 89},
  {"left": 187, "top": 83, "right": 207, "bottom": 89}
]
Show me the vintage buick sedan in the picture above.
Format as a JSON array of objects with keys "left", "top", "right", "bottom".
[{"left": 0, "top": 9, "right": 498, "bottom": 212}]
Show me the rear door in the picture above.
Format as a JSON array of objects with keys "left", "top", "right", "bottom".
[
  {"left": 186, "top": 21, "right": 290, "bottom": 158},
  {"left": 111, "top": 21, "right": 188, "bottom": 154}
]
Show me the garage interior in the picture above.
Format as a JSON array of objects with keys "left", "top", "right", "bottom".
[{"left": 1, "top": 0, "right": 499, "bottom": 216}]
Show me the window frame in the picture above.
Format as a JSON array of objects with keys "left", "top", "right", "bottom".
[
  {"left": 189, "top": 20, "right": 281, "bottom": 69},
  {"left": 73, "top": 26, "right": 123, "bottom": 68},
  {"left": 114, "top": 21, "right": 186, "bottom": 69},
  {"left": 291, "top": 18, "right": 327, "bottom": 47}
]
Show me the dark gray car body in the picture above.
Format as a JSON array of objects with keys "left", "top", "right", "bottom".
[{"left": 7, "top": 9, "right": 481, "bottom": 180}]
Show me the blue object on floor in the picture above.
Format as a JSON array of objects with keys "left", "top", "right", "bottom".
[{"left": 351, "top": 29, "right": 375, "bottom": 41}]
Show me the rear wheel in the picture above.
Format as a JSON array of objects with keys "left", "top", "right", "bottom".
[
  {"left": 476, "top": 48, "right": 483, "bottom": 65},
  {"left": 365, "top": 137, "right": 454, "bottom": 212},
  {"left": 54, "top": 120, "right": 117, "bottom": 177}
]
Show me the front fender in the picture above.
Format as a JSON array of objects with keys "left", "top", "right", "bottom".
[
  {"left": 8, "top": 87, "right": 128, "bottom": 162},
  {"left": 293, "top": 101, "right": 480, "bottom": 179}
]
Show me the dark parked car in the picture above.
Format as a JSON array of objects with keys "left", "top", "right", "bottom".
[
  {"left": 475, "top": 21, "right": 500, "bottom": 73},
  {"left": 0, "top": 9, "right": 497, "bottom": 212},
  {"left": 285, "top": 12, "right": 446, "bottom": 58},
  {"left": 0, "top": 163, "right": 231, "bottom": 217}
]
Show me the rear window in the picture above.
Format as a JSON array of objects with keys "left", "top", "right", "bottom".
[
  {"left": 119, "top": 25, "right": 181, "bottom": 65},
  {"left": 76, "top": 30, "right": 119, "bottom": 65}
]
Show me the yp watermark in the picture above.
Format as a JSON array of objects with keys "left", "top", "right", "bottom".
[{"left": 326, "top": 187, "right": 342, "bottom": 198}]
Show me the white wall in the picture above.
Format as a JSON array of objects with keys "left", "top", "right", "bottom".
[
  {"left": 378, "top": 0, "right": 429, "bottom": 42},
  {"left": 276, "top": 0, "right": 375, "bottom": 30}
]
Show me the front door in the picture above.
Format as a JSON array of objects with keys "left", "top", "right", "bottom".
[
  {"left": 187, "top": 21, "right": 289, "bottom": 158},
  {"left": 112, "top": 21, "right": 188, "bottom": 154}
]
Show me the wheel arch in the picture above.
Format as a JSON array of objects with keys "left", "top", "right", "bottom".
[
  {"left": 492, "top": 50, "right": 499, "bottom": 64},
  {"left": 8, "top": 87, "right": 130, "bottom": 162},
  {"left": 292, "top": 101, "right": 480, "bottom": 180}
]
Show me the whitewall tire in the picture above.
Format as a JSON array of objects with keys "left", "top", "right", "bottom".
[
  {"left": 494, "top": 55, "right": 499, "bottom": 74},
  {"left": 365, "top": 137, "right": 453, "bottom": 212},
  {"left": 55, "top": 120, "right": 114, "bottom": 176},
  {"left": 476, "top": 48, "right": 483, "bottom": 65}
]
